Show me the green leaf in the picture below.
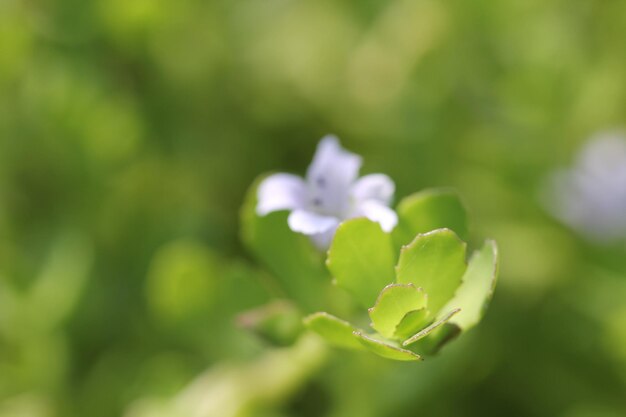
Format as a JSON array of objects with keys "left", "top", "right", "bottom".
[
  {"left": 326, "top": 218, "right": 396, "bottom": 308},
  {"left": 414, "top": 241, "right": 499, "bottom": 354},
  {"left": 402, "top": 308, "right": 461, "bottom": 346},
  {"left": 440, "top": 240, "right": 499, "bottom": 330},
  {"left": 303, "top": 312, "right": 364, "bottom": 351},
  {"left": 393, "top": 188, "right": 468, "bottom": 248},
  {"left": 241, "top": 175, "right": 328, "bottom": 312},
  {"left": 393, "top": 308, "right": 429, "bottom": 340},
  {"left": 396, "top": 229, "right": 467, "bottom": 314},
  {"left": 353, "top": 332, "right": 422, "bottom": 361},
  {"left": 368, "top": 284, "right": 427, "bottom": 338},
  {"left": 237, "top": 301, "right": 303, "bottom": 346}
]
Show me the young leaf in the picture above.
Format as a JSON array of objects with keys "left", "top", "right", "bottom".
[
  {"left": 326, "top": 218, "right": 396, "bottom": 308},
  {"left": 396, "top": 229, "right": 467, "bottom": 314},
  {"left": 368, "top": 284, "right": 427, "bottom": 338},
  {"left": 416, "top": 241, "right": 499, "bottom": 354},
  {"left": 440, "top": 240, "right": 499, "bottom": 330},
  {"left": 402, "top": 308, "right": 461, "bottom": 346},
  {"left": 353, "top": 332, "right": 422, "bottom": 361},
  {"left": 393, "top": 188, "right": 469, "bottom": 247},
  {"left": 304, "top": 312, "right": 364, "bottom": 351},
  {"left": 241, "top": 175, "right": 328, "bottom": 311},
  {"left": 393, "top": 308, "right": 429, "bottom": 340}
]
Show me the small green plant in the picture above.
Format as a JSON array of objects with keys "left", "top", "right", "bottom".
[
  {"left": 241, "top": 136, "right": 499, "bottom": 361},
  {"left": 307, "top": 225, "right": 498, "bottom": 361}
]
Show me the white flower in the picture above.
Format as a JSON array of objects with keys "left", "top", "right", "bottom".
[
  {"left": 545, "top": 131, "right": 626, "bottom": 243},
  {"left": 256, "top": 135, "right": 398, "bottom": 249}
]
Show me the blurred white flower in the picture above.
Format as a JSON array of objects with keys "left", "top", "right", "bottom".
[
  {"left": 256, "top": 135, "right": 398, "bottom": 249},
  {"left": 545, "top": 132, "right": 626, "bottom": 243}
]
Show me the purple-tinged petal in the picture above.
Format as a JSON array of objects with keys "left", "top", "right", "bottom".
[
  {"left": 354, "top": 200, "right": 398, "bottom": 232},
  {"left": 306, "top": 135, "right": 362, "bottom": 215},
  {"left": 350, "top": 174, "right": 395, "bottom": 205},
  {"left": 288, "top": 209, "right": 339, "bottom": 235},
  {"left": 256, "top": 173, "right": 307, "bottom": 216}
]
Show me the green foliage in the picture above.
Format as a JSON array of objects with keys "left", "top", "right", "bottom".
[
  {"left": 303, "top": 312, "right": 364, "bottom": 351},
  {"left": 368, "top": 284, "right": 427, "bottom": 338},
  {"left": 245, "top": 174, "right": 500, "bottom": 361},
  {"left": 248, "top": 187, "right": 497, "bottom": 362},
  {"left": 393, "top": 308, "right": 429, "bottom": 340},
  {"left": 394, "top": 189, "right": 469, "bottom": 246},
  {"left": 403, "top": 308, "right": 461, "bottom": 347},
  {"left": 236, "top": 301, "right": 304, "bottom": 346},
  {"left": 245, "top": 181, "right": 494, "bottom": 362},
  {"left": 298, "top": 190, "right": 498, "bottom": 361},
  {"left": 305, "top": 213, "right": 499, "bottom": 361},
  {"left": 405, "top": 241, "right": 499, "bottom": 354},
  {"left": 396, "top": 229, "right": 467, "bottom": 314},
  {"left": 4, "top": 0, "right": 625, "bottom": 413},
  {"left": 353, "top": 332, "right": 422, "bottom": 362},
  {"left": 241, "top": 176, "right": 329, "bottom": 312},
  {"left": 326, "top": 218, "right": 396, "bottom": 308},
  {"left": 439, "top": 240, "right": 499, "bottom": 331}
]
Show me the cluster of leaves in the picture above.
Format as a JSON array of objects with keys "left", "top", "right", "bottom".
[{"left": 242, "top": 183, "right": 499, "bottom": 361}]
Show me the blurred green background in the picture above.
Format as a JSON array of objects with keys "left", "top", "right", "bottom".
[{"left": 1, "top": 0, "right": 626, "bottom": 416}]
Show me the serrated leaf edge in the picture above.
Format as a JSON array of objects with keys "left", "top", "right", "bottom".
[
  {"left": 367, "top": 283, "right": 426, "bottom": 313},
  {"left": 303, "top": 311, "right": 355, "bottom": 328},
  {"left": 402, "top": 308, "right": 461, "bottom": 347},
  {"left": 395, "top": 228, "right": 468, "bottom": 277},
  {"left": 353, "top": 331, "right": 423, "bottom": 361},
  {"left": 446, "top": 239, "right": 499, "bottom": 328},
  {"left": 392, "top": 307, "right": 431, "bottom": 339},
  {"left": 367, "top": 283, "right": 427, "bottom": 337}
]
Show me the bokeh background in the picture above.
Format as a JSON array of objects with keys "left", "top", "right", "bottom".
[{"left": 1, "top": 0, "right": 626, "bottom": 416}]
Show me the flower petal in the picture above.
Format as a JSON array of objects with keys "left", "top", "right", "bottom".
[
  {"left": 256, "top": 173, "right": 307, "bottom": 216},
  {"left": 350, "top": 174, "right": 395, "bottom": 205},
  {"left": 288, "top": 210, "right": 340, "bottom": 235},
  {"left": 354, "top": 201, "right": 398, "bottom": 232},
  {"left": 306, "top": 135, "right": 362, "bottom": 214}
]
